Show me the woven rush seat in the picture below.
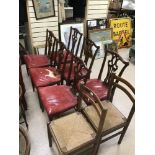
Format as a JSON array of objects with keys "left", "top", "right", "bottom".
[
  {"left": 29, "top": 67, "right": 61, "bottom": 87},
  {"left": 77, "top": 79, "right": 109, "bottom": 101},
  {"left": 38, "top": 85, "right": 77, "bottom": 117},
  {"left": 49, "top": 112, "right": 96, "bottom": 154},
  {"left": 83, "top": 100, "right": 126, "bottom": 132},
  {"left": 24, "top": 55, "right": 50, "bottom": 69}
]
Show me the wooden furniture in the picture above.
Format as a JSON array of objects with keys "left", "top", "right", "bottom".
[
  {"left": 47, "top": 85, "right": 108, "bottom": 155},
  {"left": 28, "top": 38, "right": 65, "bottom": 91},
  {"left": 38, "top": 84, "right": 77, "bottom": 120},
  {"left": 79, "top": 73, "right": 135, "bottom": 146},
  {"left": 23, "top": 30, "right": 56, "bottom": 72},
  {"left": 76, "top": 48, "right": 129, "bottom": 102},
  {"left": 19, "top": 85, "right": 28, "bottom": 129},
  {"left": 61, "top": 28, "right": 99, "bottom": 86},
  {"left": 19, "top": 125, "right": 30, "bottom": 155}
]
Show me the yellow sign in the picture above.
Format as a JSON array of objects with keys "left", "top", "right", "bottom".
[{"left": 109, "top": 17, "right": 132, "bottom": 48}]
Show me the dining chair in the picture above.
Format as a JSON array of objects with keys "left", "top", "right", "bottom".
[
  {"left": 76, "top": 47, "right": 129, "bottom": 102},
  {"left": 79, "top": 73, "right": 135, "bottom": 146},
  {"left": 23, "top": 29, "right": 57, "bottom": 72},
  {"left": 29, "top": 39, "right": 65, "bottom": 91},
  {"left": 61, "top": 37, "right": 99, "bottom": 87},
  {"left": 47, "top": 84, "right": 108, "bottom": 155}
]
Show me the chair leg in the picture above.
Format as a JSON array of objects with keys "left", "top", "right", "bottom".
[
  {"left": 47, "top": 123, "right": 52, "bottom": 147},
  {"left": 20, "top": 104, "right": 28, "bottom": 129},
  {"left": 92, "top": 138, "right": 101, "bottom": 155},
  {"left": 118, "top": 125, "right": 128, "bottom": 144}
]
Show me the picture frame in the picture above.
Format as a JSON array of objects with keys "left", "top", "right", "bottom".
[
  {"left": 59, "top": 23, "right": 84, "bottom": 56},
  {"left": 89, "top": 28, "right": 113, "bottom": 59},
  {"left": 32, "top": 0, "right": 55, "bottom": 20}
]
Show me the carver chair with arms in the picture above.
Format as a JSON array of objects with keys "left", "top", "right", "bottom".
[
  {"left": 47, "top": 84, "right": 108, "bottom": 155},
  {"left": 79, "top": 73, "right": 135, "bottom": 146},
  {"left": 77, "top": 47, "right": 129, "bottom": 102}
]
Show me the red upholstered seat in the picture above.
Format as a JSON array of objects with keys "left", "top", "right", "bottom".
[
  {"left": 24, "top": 55, "right": 50, "bottom": 69},
  {"left": 29, "top": 67, "right": 61, "bottom": 87},
  {"left": 78, "top": 79, "right": 108, "bottom": 101},
  {"left": 38, "top": 85, "right": 77, "bottom": 117}
]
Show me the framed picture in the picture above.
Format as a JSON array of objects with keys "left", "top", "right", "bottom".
[
  {"left": 60, "top": 23, "right": 84, "bottom": 56},
  {"left": 32, "top": 0, "right": 55, "bottom": 20},
  {"left": 87, "top": 20, "right": 97, "bottom": 28},
  {"left": 89, "top": 28, "right": 113, "bottom": 59}
]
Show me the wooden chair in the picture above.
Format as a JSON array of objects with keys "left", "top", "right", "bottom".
[
  {"left": 61, "top": 37, "right": 99, "bottom": 86},
  {"left": 19, "top": 125, "right": 30, "bottom": 155},
  {"left": 76, "top": 48, "right": 129, "bottom": 102},
  {"left": 79, "top": 73, "right": 135, "bottom": 146},
  {"left": 61, "top": 49, "right": 91, "bottom": 87},
  {"left": 19, "top": 84, "right": 28, "bottom": 129},
  {"left": 47, "top": 85, "right": 108, "bottom": 155},
  {"left": 23, "top": 29, "right": 57, "bottom": 71},
  {"left": 29, "top": 39, "right": 65, "bottom": 91}
]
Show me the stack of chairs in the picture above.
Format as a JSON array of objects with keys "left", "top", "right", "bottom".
[{"left": 20, "top": 27, "right": 134, "bottom": 155}]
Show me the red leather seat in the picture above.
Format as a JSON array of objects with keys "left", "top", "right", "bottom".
[
  {"left": 24, "top": 55, "right": 50, "bottom": 69},
  {"left": 77, "top": 79, "right": 108, "bottom": 101},
  {"left": 29, "top": 67, "right": 61, "bottom": 87},
  {"left": 38, "top": 85, "right": 77, "bottom": 118}
]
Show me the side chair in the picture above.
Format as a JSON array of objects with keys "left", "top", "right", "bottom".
[
  {"left": 76, "top": 48, "right": 129, "bottom": 102},
  {"left": 47, "top": 84, "right": 108, "bottom": 155}
]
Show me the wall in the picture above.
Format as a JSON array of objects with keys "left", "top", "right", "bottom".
[{"left": 26, "top": 0, "right": 59, "bottom": 52}]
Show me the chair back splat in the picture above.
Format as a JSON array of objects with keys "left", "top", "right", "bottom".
[
  {"left": 67, "top": 27, "right": 83, "bottom": 56},
  {"left": 98, "top": 47, "right": 129, "bottom": 84}
]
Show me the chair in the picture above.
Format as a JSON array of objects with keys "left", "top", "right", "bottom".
[
  {"left": 61, "top": 37, "right": 99, "bottom": 86},
  {"left": 29, "top": 39, "right": 65, "bottom": 91},
  {"left": 47, "top": 86, "right": 108, "bottom": 155},
  {"left": 76, "top": 48, "right": 129, "bottom": 102},
  {"left": 38, "top": 85, "right": 78, "bottom": 120},
  {"left": 61, "top": 50, "right": 91, "bottom": 87},
  {"left": 23, "top": 29, "right": 57, "bottom": 71},
  {"left": 19, "top": 125, "right": 30, "bottom": 155},
  {"left": 79, "top": 73, "right": 135, "bottom": 146},
  {"left": 19, "top": 85, "right": 28, "bottom": 128}
]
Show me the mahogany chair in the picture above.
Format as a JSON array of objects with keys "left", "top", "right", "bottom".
[
  {"left": 61, "top": 49, "right": 91, "bottom": 87},
  {"left": 19, "top": 125, "right": 30, "bottom": 155},
  {"left": 38, "top": 85, "right": 78, "bottom": 121},
  {"left": 76, "top": 48, "right": 129, "bottom": 102},
  {"left": 23, "top": 29, "right": 57, "bottom": 72},
  {"left": 61, "top": 37, "right": 99, "bottom": 86},
  {"left": 47, "top": 85, "right": 108, "bottom": 155},
  {"left": 79, "top": 73, "right": 135, "bottom": 146},
  {"left": 29, "top": 39, "right": 65, "bottom": 91}
]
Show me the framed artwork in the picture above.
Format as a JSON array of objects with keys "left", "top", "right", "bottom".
[
  {"left": 60, "top": 23, "right": 84, "bottom": 56},
  {"left": 32, "top": 0, "right": 55, "bottom": 20},
  {"left": 89, "top": 28, "right": 113, "bottom": 59}
]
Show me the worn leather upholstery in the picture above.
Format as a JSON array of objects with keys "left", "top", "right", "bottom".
[
  {"left": 77, "top": 79, "right": 108, "bottom": 101},
  {"left": 38, "top": 85, "right": 77, "bottom": 117},
  {"left": 24, "top": 55, "right": 50, "bottom": 69},
  {"left": 29, "top": 67, "right": 61, "bottom": 87}
]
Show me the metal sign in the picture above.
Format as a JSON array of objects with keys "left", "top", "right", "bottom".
[{"left": 109, "top": 17, "right": 132, "bottom": 48}]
